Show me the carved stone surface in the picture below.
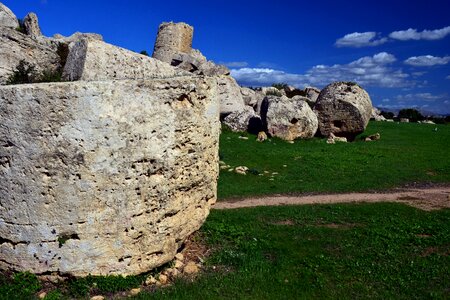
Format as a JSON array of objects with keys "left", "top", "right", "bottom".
[
  {"left": 0, "top": 76, "right": 220, "bottom": 276},
  {"left": 152, "top": 22, "right": 194, "bottom": 64}
]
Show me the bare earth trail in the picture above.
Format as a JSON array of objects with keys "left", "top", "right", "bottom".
[{"left": 213, "top": 186, "right": 450, "bottom": 211}]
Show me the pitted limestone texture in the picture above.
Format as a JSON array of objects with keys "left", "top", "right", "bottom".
[
  {"left": 152, "top": 22, "right": 194, "bottom": 64},
  {"left": 63, "top": 39, "right": 183, "bottom": 82},
  {"left": 0, "top": 76, "right": 220, "bottom": 276}
]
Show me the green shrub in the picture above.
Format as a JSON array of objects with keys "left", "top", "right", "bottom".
[
  {"left": 15, "top": 19, "right": 26, "bottom": 34},
  {"left": 6, "top": 60, "right": 64, "bottom": 85},
  {"left": 398, "top": 108, "right": 424, "bottom": 122},
  {"left": 140, "top": 50, "right": 149, "bottom": 56},
  {"left": 266, "top": 89, "right": 282, "bottom": 97},
  {"left": 6, "top": 60, "right": 38, "bottom": 84},
  {"left": 271, "top": 82, "right": 289, "bottom": 90}
]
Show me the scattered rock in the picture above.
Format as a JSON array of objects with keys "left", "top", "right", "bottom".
[
  {"left": 174, "top": 260, "right": 184, "bottom": 269},
  {"left": 38, "top": 292, "right": 47, "bottom": 299},
  {"left": 90, "top": 296, "right": 105, "bottom": 300},
  {"left": 327, "top": 133, "right": 348, "bottom": 144},
  {"left": 175, "top": 253, "right": 184, "bottom": 261},
  {"left": 157, "top": 274, "right": 168, "bottom": 285},
  {"left": 23, "top": 12, "right": 42, "bottom": 38},
  {"left": 238, "top": 136, "right": 249, "bottom": 140},
  {"left": 400, "top": 118, "right": 409, "bottom": 123},
  {"left": 263, "top": 96, "right": 318, "bottom": 141},
  {"left": 314, "top": 82, "right": 372, "bottom": 141},
  {"left": 365, "top": 133, "right": 381, "bottom": 141},
  {"left": 257, "top": 131, "right": 268, "bottom": 142},
  {"left": 371, "top": 107, "right": 386, "bottom": 121},
  {"left": 0, "top": 2, "right": 19, "bottom": 28},
  {"left": 183, "top": 261, "right": 199, "bottom": 275},
  {"left": 130, "top": 288, "right": 141, "bottom": 296},
  {"left": 235, "top": 166, "right": 249, "bottom": 175}
]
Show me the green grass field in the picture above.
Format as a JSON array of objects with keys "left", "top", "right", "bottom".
[
  {"left": 2, "top": 203, "right": 448, "bottom": 299},
  {"left": 218, "top": 121, "right": 450, "bottom": 199},
  {"left": 1, "top": 121, "right": 449, "bottom": 299}
]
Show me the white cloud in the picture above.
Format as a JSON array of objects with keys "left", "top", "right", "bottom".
[
  {"left": 220, "top": 61, "right": 248, "bottom": 68},
  {"left": 447, "top": 75, "right": 450, "bottom": 80},
  {"left": 231, "top": 52, "right": 410, "bottom": 88},
  {"left": 404, "top": 55, "right": 450, "bottom": 67},
  {"left": 382, "top": 98, "right": 390, "bottom": 102},
  {"left": 389, "top": 26, "right": 450, "bottom": 41},
  {"left": 335, "top": 32, "right": 387, "bottom": 48}
]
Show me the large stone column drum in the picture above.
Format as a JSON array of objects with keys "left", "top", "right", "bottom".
[{"left": 0, "top": 77, "right": 220, "bottom": 276}]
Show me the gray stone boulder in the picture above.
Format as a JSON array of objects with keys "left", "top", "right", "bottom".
[
  {"left": 217, "top": 76, "right": 246, "bottom": 116},
  {"left": 304, "top": 87, "right": 320, "bottom": 107},
  {"left": 240, "top": 87, "right": 264, "bottom": 108},
  {"left": 0, "top": 2, "right": 19, "bottom": 29},
  {"left": 0, "top": 27, "right": 61, "bottom": 84},
  {"left": 314, "top": 82, "right": 372, "bottom": 140},
  {"left": 263, "top": 96, "right": 318, "bottom": 141},
  {"left": 0, "top": 76, "right": 220, "bottom": 276},
  {"left": 23, "top": 12, "right": 42, "bottom": 38},
  {"left": 63, "top": 38, "right": 182, "bottom": 81},
  {"left": 223, "top": 106, "right": 262, "bottom": 133}
]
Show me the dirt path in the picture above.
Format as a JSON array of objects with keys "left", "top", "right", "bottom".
[{"left": 213, "top": 187, "right": 450, "bottom": 211}]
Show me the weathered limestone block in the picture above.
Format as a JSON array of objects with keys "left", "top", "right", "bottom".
[
  {"left": 0, "top": 76, "right": 220, "bottom": 276},
  {"left": 217, "top": 76, "right": 246, "bottom": 116},
  {"left": 263, "top": 96, "right": 318, "bottom": 141},
  {"left": 52, "top": 32, "right": 103, "bottom": 43},
  {"left": 304, "top": 87, "right": 320, "bottom": 107},
  {"left": 240, "top": 87, "right": 263, "bottom": 108},
  {"left": 314, "top": 82, "right": 372, "bottom": 140},
  {"left": 63, "top": 39, "right": 182, "bottom": 81},
  {"left": 152, "top": 22, "right": 193, "bottom": 63},
  {"left": 0, "top": 27, "right": 61, "bottom": 84},
  {"left": 0, "top": 2, "right": 18, "bottom": 29},
  {"left": 223, "top": 106, "right": 262, "bottom": 133},
  {"left": 23, "top": 12, "right": 42, "bottom": 38}
]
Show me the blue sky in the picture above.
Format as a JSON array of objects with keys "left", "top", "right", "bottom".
[{"left": 3, "top": 0, "right": 450, "bottom": 114}]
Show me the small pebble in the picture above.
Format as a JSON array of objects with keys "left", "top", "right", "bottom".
[
  {"left": 91, "top": 296, "right": 105, "bottom": 300},
  {"left": 129, "top": 288, "right": 141, "bottom": 296},
  {"left": 38, "top": 292, "right": 47, "bottom": 299},
  {"left": 183, "top": 261, "right": 199, "bottom": 274},
  {"left": 175, "top": 253, "right": 184, "bottom": 261},
  {"left": 158, "top": 274, "right": 169, "bottom": 285},
  {"left": 174, "top": 259, "right": 184, "bottom": 269}
]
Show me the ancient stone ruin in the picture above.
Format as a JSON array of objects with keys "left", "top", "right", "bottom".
[
  {"left": 314, "top": 82, "right": 372, "bottom": 140},
  {"left": 0, "top": 3, "right": 221, "bottom": 276}
]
